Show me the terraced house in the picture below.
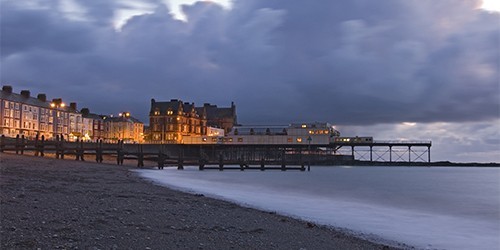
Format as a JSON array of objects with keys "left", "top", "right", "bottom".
[{"left": 0, "top": 85, "right": 145, "bottom": 143}]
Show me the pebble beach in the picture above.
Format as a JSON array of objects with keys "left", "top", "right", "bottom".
[{"left": 0, "top": 153, "right": 399, "bottom": 249}]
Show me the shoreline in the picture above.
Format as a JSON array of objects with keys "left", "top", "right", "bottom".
[{"left": 0, "top": 153, "right": 405, "bottom": 249}]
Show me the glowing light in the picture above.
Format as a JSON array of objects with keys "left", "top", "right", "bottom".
[
  {"left": 60, "top": 103, "right": 65, "bottom": 107},
  {"left": 481, "top": 0, "right": 500, "bottom": 12},
  {"left": 402, "top": 122, "right": 417, "bottom": 126},
  {"left": 50, "top": 103, "right": 56, "bottom": 108}
]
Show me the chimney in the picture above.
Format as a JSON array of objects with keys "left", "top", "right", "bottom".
[
  {"left": 70, "top": 102, "right": 77, "bottom": 111},
  {"left": 20, "top": 90, "right": 30, "bottom": 98},
  {"left": 81, "top": 108, "right": 90, "bottom": 116},
  {"left": 2, "top": 85, "right": 13, "bottom": 93},
  {"left": 37, "top": 94, "right": 47, "bottom": 102}
]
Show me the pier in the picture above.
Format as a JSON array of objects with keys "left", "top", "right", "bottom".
[{"left": 1, "top": 135, "right": 432, "bottom": 169}]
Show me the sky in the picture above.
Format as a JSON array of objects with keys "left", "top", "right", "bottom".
[{"left": 1, "top": 0, "right": 499, "bottom": 162}]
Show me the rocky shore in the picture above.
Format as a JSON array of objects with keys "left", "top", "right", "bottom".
[{"left": 0, "top": 153, "right": 404, "bottom": 249}]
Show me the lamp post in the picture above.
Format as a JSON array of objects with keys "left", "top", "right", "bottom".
[{"left": 307, "top": 136, "right": 312, "bottom": 171}]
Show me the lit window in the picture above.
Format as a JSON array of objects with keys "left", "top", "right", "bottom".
[
  {"left": 297, "top": 138, "right": 302, "bottom": 142},
  {"left": 301, "top": 124, "right": 307, "bottom": 128},
  {"left": 238, "top": 138, "right": 243, "bottom": 142},
  {"left": 287, "top": 138, "right": 292, "bottom": 142}
]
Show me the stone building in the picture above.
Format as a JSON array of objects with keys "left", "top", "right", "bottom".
[{"left": 149, "top": 99, "right": 206, "bottom": 143}]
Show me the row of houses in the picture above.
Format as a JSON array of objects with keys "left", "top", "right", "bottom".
[
  {"left": 0, "top": 86, "right": 238, "bottom": 144},
  {"left": 0, "top": 86, "right": 144, "bottom": 142}
]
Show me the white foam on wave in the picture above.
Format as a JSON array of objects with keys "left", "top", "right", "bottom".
[{"left": 135, "top": 166, "right": 500, "bottom": 250}]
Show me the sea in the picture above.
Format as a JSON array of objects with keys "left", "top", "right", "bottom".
[{"left": 135, "top": 166, "right": 500, "bottom": 250}]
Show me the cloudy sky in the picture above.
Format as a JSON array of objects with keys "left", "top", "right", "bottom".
[{"left": 1, "top": 0, "right": 499, "bottom": 162}]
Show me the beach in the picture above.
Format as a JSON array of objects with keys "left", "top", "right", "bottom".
[{"left": 0, "top": 153, "right": 398, "bottom": 249}]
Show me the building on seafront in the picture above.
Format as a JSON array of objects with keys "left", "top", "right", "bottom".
[
  {"left": 0, "top": 85, "right": 144, "bottom": 143},
  {"left": 0, "top": 85, "right": 81, "bottom": 141},
  {"left": 105, "top": 112, "right": 144, "bottom": 143},
  {"left": 149, "top": 99, "right": 237, "bottom": 144}
]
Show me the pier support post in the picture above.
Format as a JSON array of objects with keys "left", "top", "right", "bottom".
[
  {"left": 177, "top": 148, "right": 184, "bottom": 170},
  {"left": 370, "top": 146, "right": 373, "bottom": 162},
  {"left": 428, "top": 146, "right": 431, "bottom": 163},
  {"left": 158, "top": 150, "right": 164, "bottom": 170},
  {"left": 408, "top": 146, "right": 411, "bottom": 163},
  {"left": 389, "top": 146, "right": 392, "bottom": 162},
  {"left": 137, "top": 144, "right": 144, "bottom": 167},
  {"left": 281, "top": 150, "right": 286, "bottom": 171},
  {"left": 218, "top": 153, "right": 224, "bottom": 171},
  {"left": 260, "top": 158, "right": 265, "bottom": 171}
]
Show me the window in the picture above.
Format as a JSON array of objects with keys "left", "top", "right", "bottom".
[
  {"left": 287, "top": 138, "right": 292, "bottom": 143},
  {"left": 296, "top": 138, "right": 302, "bottom": 143},
  {"left": 238, "top": 138, "right": 243, "bottom": 142}
]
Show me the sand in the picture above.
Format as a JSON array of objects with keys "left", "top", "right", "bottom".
[{"left": 0, "top": 153, "right": 403, "bottom": 249}]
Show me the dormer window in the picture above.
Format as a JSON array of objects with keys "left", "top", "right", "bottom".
[
  {"left": 154, "top": 111, "right": 160, "bottom": 115},
  {"left": 167, "top": 110, "right": 173, "bottom": 115}
]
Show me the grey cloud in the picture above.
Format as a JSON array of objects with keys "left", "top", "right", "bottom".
[{"left": 1, "top": 0, "right": 498, "bottom": 126}]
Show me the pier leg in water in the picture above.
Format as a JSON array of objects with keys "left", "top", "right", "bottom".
[
  {"left": 219, "top": 154, "right": 224, "bottom": 171},
  {"left": 158, "top": 151, "right": 164, "bottom": 170},
  {"left": 260, "top": 158, "right": 265, "bottom": 171}
]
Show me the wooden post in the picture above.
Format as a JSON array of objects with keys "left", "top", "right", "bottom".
[
  {"left": 55, "top": 135, "right": 60, "bottom": 159},
  {"left": 75, "top": 139, "right": 80, "bottom": 161},
  {"left": 260, "top": 158, "right": 265, "bottom": 171},
  {"left": 80, "top": 139, "right": 85, "bottom": 161},
  {"left": 239, "top": 157, "right": 245, "bottom": 171},
  {"left": 177, "top": 148, "right": 184, "bottom": 170},
  {"left": 15, "top": 134, "right": 20, "bottom": 154},
  {"left": 281, "top": 149, "right": 286, "bottom": 171},
  {"left": 218, "top": 153, "right": 224, "bottom": 171},
  {"left": 98, "top": 139, "right": 103, "bottom": 163},
  {"left": 158, "top": 150, "right": 164, "bottom": 170},
  {"left": 20, "top": 135, "right": 25, "bottom": 155},
  {"left": 199, "top": 158, "right": 205, "bottom": 171},
  {"left": 34, "top": 134, "right": 40, "bottom": 156},
  {"left": 95, "top": 139, "right": 100, "bottom": 163},
  {"left": 60, "top": 135, "right": 65, "bottom": 159},
  {"left": 40, "top": 135, "right": 45, "bottom": 157},
  {"left": 0, "top": 134, "right": 5, "bottom": 152},
  {"left": 198, "top": 148, "right": 205, "bottom": 171},
  {"left": 137, "top": 144, "right": 144, "bottom": 167},
  {"left": 117, "top": 140, "right": 124, "bottom": 165}
]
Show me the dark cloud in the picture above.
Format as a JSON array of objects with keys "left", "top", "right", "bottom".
[{"left": 1, "top": 0, "right": 498, "bottom": 126}]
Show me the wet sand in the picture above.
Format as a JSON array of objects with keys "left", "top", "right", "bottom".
[{"left": 0, "top": 153, "right": 403, "bottom": 249}]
